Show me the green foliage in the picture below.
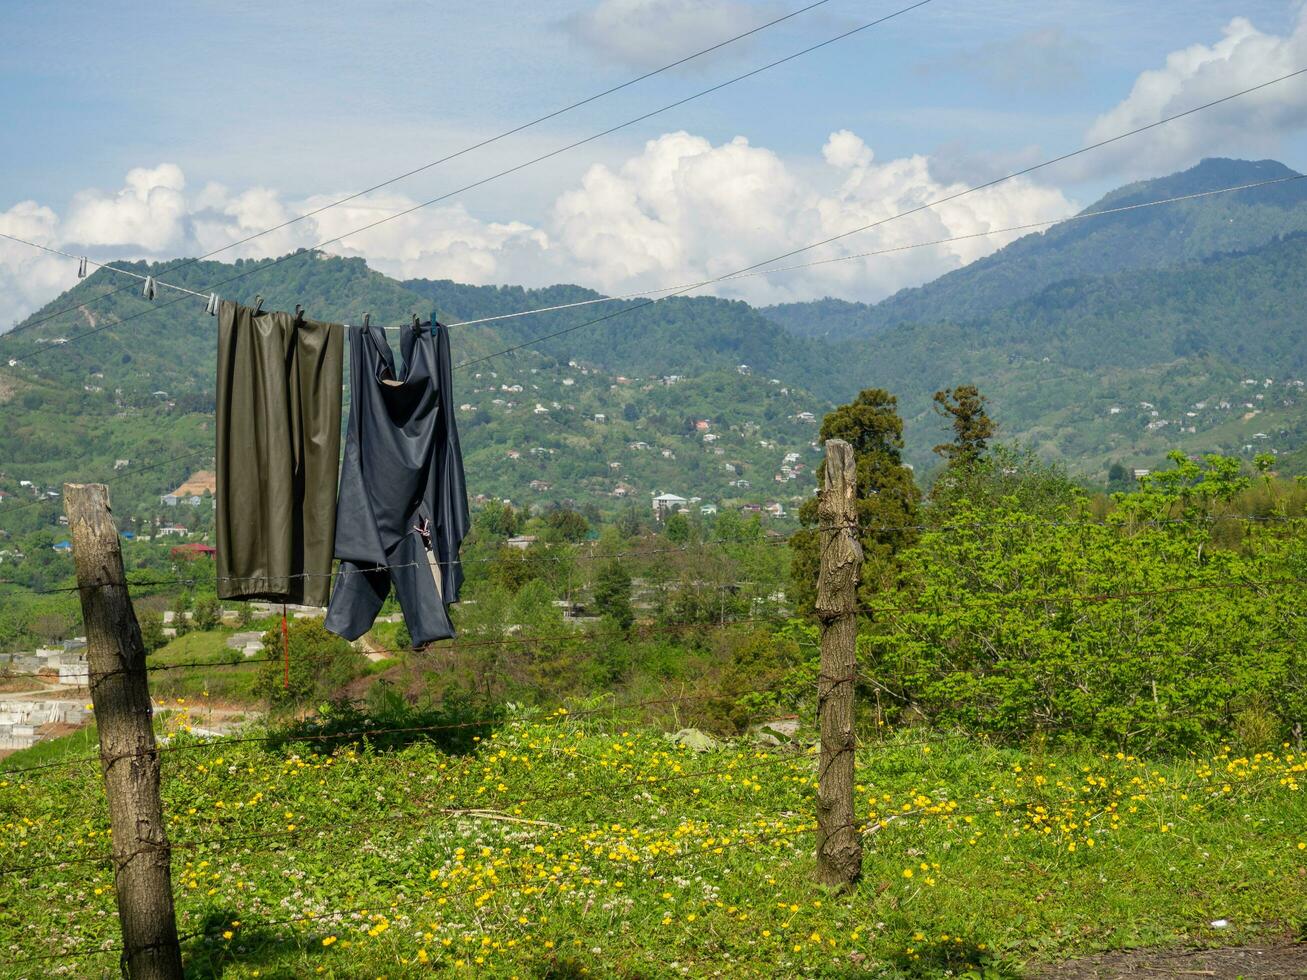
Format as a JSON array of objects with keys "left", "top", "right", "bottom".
[
  {"left": 791, "top": 388, "right": 921, "bottom": 615},
  {"left": 171, "top": 593, "right": 191, "bottom": 637},
  {"left": 267, "top": 683, "right": 502, "bottom": 757},
  {"left": 253, "top": 619, "right": 364, "bottom": 711},
  {"left": 138, "top": 610, "right": 166, "bottom": 653},
  {"left": 932, "top": 384, "right": 996, "bottom": 468},
  {"left": 192, "top": 595, "right": 221, "bottom": 632},
  {"left": 663, "top": 512, "right": 690, "bottom": 544},
  {"left": 593, "top": 562, "right": 633, "bottom": 631},
  {"left": 868, "top": 455, "right": 1306, "bottom": 752}
]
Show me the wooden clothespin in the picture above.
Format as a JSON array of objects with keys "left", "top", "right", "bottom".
[
  {"left": 205, "top": 293, "right": 220, "bottom": 316},
  {"left": 77, "top": 257, "right": 88, "bottom": 279},
  {"left": 252, "top": 294, "right": 264, "bottom": 314},
  {"left": 362, "top": 313, "right": 370, "bottom": 328},
  {"left": 411, "top": 314, "right": 421, "bottom": 332},
  {"left": 141, "top": 276, "right": 157, "bottom": 301}
]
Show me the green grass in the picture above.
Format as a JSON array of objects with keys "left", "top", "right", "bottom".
[
  {"left": 0, "top": 721, "right": 1302, "bottom": 978},
  {"left": 0, "top": 723, "right": 98, "bottom": 773},
  {"left": 147, "top": 630, "right": 262, "bottom": 703}
]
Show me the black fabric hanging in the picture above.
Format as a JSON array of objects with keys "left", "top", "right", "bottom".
[
  {"left": 324, "top": 315, "right": 469, "bottom": 647},
  {"left": 215, "top": 300, "right": 343, "bottom": 606}
]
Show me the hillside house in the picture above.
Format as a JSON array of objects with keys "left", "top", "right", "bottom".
[
  {"left": 529, "top": 480, "right": 552, "bottom": 492},
  {"left": 652, "top": 493, "right": 688, "bottom": 520},
  {"left": 52, "top": 540, "right": 71, "bottom": 553},
  {"left": 170, "top": 543, "right": 216, "bottom": 560},
  {"left": 506, "top": 535, "right": 538, "bottom": 550},
  {"left": 157, "top": 523, "right": 188, "bottom": 537},
  {"left": 161, "top": 470, "right": 216, "bottom": 507},
  {"left": 700, "top": 503, "right": 718, "bottom": 516}
]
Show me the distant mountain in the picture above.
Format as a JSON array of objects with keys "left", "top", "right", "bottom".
[{"left": 763, "top": 158, "right": 1307, "bottom": 340}]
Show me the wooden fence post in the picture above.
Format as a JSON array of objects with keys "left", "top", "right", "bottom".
[
  {"left": 64, "top": 484, "right": 184, "bottom": 980},
  {"left": 814, "top": 440, "right": 863, "bottom": 889}
]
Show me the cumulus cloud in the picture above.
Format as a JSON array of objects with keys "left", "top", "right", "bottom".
[
  {"left": 547, "top": 129, "right": 1072, "bottom": 305},
  {"left": 1079, "top": 12, "right": 1307, "bottom": 178},
  {"left": 1, "top": 130, "right": 1074, "bottom": 330},
  {"left": 564, "top": 0, "right": 772, "bottom": 69}
]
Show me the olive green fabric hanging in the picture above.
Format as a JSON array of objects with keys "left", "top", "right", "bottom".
[{"left": 215, "top": 300, "right": 343, "bottom": 606}]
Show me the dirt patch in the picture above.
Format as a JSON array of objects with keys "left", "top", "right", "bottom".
[
  {"left": 1031, "top": 942, "right": 1306, "bottom": 978},
  {"left": 0, "top": 368, "right": 28, "bottom": 404}
]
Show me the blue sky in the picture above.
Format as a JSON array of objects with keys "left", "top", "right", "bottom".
[{"left": 3, "top": 0, "right": 1307, "bottom": 324}]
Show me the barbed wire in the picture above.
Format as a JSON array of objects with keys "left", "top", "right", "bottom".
[
  {"left": 3, "top": 511, "right": 1302, "bottom": 597},
  {"left": 12, "top": 760, "right": 1291, "bottom": 966}
]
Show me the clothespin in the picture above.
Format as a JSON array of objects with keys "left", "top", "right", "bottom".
[
  {"left": 411, "top": 314, "right": 421, "bottom": 333},
  {"left": 293, "top": 304, "right": 305, "bottom": 326},
  {"left": 362, "top": 313, "right": 370, "bottom": 328},
  {"left": 141, "top": 276, "right": 157, "bottom": 301},
  {"left": 76, "top": 256, "right": 88, "bottom": 279},
  {"left": 252, "top": 294, "right": 264, "bottom": 314},
  {"left": 205, "top": 293, "right": 220, "bottom": 316}
]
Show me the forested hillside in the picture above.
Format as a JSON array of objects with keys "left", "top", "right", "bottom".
[
  {"left": 2, "top": 156, "right": 1306, "bottom": 542},
  {"left": 763, "top": 157, "right": 1307, "bottom": 339}
]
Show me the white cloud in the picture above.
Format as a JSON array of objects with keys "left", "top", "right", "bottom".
[
  {"left": 546, "top": 129, "right": 1072, "bottom": 305},
  {"left": 564, "top": 0, "right": 771, "bottom": 69},
  {"left": 1080, "top": 12, "right": 1307, "bottom": 178},
  {"left": 1, "top": 131, "right": 1073, "bottom": 330},
  {"left": 63, "top": 164, "right": 189, "bottom": 252}
]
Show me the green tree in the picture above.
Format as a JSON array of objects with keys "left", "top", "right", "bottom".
[
  {"left": 593, "top": 561, "right": 634, "bottom": 631},
  {"left": 932, "top": 384, "right": 996, "bottom": 468},
  {"left": 254, "top": 618, "right": 361, "bottom": 709},
  {"left": 789, "top": 388, "right": 921, "bottom": 614},
  {"left": 664, "top": 512, "right": 690, "bottom": 544},
  {"left": 170, "top": 594, "right": 191, "bottom": 637},
  {"left": 544, "top": 508, "right": 589, "bottom": 543},
  {"left": 138, "top": 610, "right": 166, "bottom": 653},
  {"left": 192, "top": 595, "right": 221, "bottom": 631}
]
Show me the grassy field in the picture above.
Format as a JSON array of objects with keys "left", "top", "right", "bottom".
[{"left": 0, "top": 714, "right": 1303, "bottom": 978}]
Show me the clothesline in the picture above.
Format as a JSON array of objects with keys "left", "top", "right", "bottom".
[
  {"left": 6, "top": 170, "right": 1305, "bottom": 339},
  {"left": 0, "top": 234, "right": 436, "bottom": 333}
]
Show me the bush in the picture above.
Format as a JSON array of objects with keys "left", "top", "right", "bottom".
[
  {"left": 867, "top": 459, "right": 1306, "bottom": 753},
  {"left": 254, "top": 618, "right": 364, "bottom": 710}
]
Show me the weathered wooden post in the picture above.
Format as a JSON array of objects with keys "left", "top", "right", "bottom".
[
  {"left": 814, "top": 440, "right": 863, "bottom": 888},
  {"left": 64, "top": 484, "right": 183, "bottom": 979}
]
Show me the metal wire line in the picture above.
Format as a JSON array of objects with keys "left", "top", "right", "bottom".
[
  {"left": 7, "top": 0, "right": 932, "bottom": 361},
  {"left": 3, "top": 570, "right": 1299, "bottom": 779},
  {"left": 0, "top": 663, "right": 787, "bottom": 778},
  {"left": 3, "top": 0, "right": 842, "bottom": 337},
  {"left": 4, "top": 511, "right": 1302, "bottom": 595},
  {"left": 16, "top": 766, "right": 1287, "bottom": 965},
  {"left": 450, "top": 67, "right": 1307, "bottom": 368},
  {"left": 445, "top": 173, "right": 1307, "bottom": 327},
  {"left": 1, "top": 748, "right": 815, "bottom": 877}
]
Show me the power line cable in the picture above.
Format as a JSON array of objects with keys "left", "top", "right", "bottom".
[
  {"left": 451, "top": 67, "right": 1307, "bottom": 367},
  {"left": 5, "top": 0, "right": 932, "bottom": 357},
  {"left": 445, "top": 173, "right": 1307, "bottom": 327},
  {"left": 2, "top": 0, "right": 843, "bottom": 336}
]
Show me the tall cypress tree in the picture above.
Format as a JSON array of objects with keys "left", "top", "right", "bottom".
[
  {"left": 789, "top": 388, "right": 920, "bottom": 615},
  {"left": 931, "top": 384, "right": 996, "bottom": 469}
]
